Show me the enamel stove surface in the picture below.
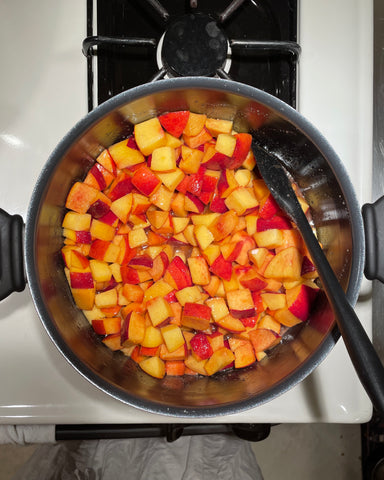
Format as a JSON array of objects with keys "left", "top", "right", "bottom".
[{"left": 0, "top": 0, "right": 373, "bottom": 424}]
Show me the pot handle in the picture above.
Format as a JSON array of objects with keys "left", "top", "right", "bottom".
[
  {"left": 0, "top": 209, "right": 26, "bottom": 300},
  {"left": 362, "top": 196, "right": 384, "bottom": 282}
]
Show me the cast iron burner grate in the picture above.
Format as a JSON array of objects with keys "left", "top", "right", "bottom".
[{"left": 83, "top": 0, "right": 300, "bottom": 111}]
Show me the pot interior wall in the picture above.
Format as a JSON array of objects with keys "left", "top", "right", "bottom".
[{"left": 28, "top": 81, "right": 357, "bottom": 415}]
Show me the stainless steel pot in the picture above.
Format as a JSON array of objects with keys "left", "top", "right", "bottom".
[{"left": 0, "top": 77, "right": 380, "bottom": 417}]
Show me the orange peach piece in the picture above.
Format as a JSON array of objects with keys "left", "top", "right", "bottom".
[
  {"left": 183, "top": 112, "right": 207, "bottom": 137},
  {"left": 249, "top": 328, "right": 280, "bottom": 353},
  {"left": 71, "top": 288, "right": 95, "bottom": 310},
  {"left": 215, "top": 314, "right": 246, "bottom": 333},
  {"left": 260, "top": 293, "right": 287, "bottom": 311},
  {"left": 257, "top": 314, "right": 281, "bottom": 334},
  {"left": 143, "top": 279, "right": 174, "bottom": 303},
  {"left": 264, "top": 246, "right": 302, "bottom": 280},
  {"left": 94, "top": 288, "right": 118, "bottom": 309},
  {"left": 128, "top": 228, "right": 147, "bottom": 248},
  {"left": 208, "top": 210, "right": 239, "bottom": 242},
  {"left": 90, "top": 219, "right": 115, "bottom": 242},
  {"left": 224, "top": 187, "right": 258, "bottom": 215},
  {"left": 150, "top": 185, "right": 174, "bottom": 211},
  {"left": 139, "top": 356, "right": 166, "bottom": 379},
  {"left": 134, "top": 117, "right": 166, "bottom": 155},
  {"left": 110, "top": 193, "right": 133, "bottom": 224},
  {"left": 179, "top": 146, "right": 204, "bottom": 174},
  {"left": 184, "top": 354, "right": 208, "bottom": 376},
  {"left": 108, "top": 139, "right": 145, "bottom": 169},
  {"left": 233, "top": 341, "right": 256, "bottom": 369},
  {"left": 62, "top": 212, "right": 92, "bottom": 231},
  {"left": 150, "top": 146, "right": 177, "bottom": 172},
  {"left": 161, "top": 324, "right": 185, "bottom": 353},
  {"left": 205, "top": 117, "right": 233, "bottom": 136},
  {"left": 204, "top": 348, "right": 235, "bottom": 376},
  {"left": 215, "top": 133, "right": 237, "bottom": 157},
  {"left": 89, "top": 259, "right": 112, "bottom": 282},
  {"left": 65, "top": 182, "right": 99, "bottom": 214},
  {"left": 183, "top": 127, "right": 212, "bottom": 149},
  {"left": 159, "top": 343, "right": 187, "bottom": 361},
  {"left": 157, "top": 168, "right": 185, "bottom": 191},
  {"left": 165, "top": 360, "right": 186, "bottom": 376},
  {"left": 187, "top": 256, "right": 211, "bottom": 285},
  {"left": 147, "top": 296, "right": 173, "bottom": 327},
  {"left": 194, "top": 224, "right": 215, "bottom": 250},
  {"left": 141, "top": 325, "right": 163, "bottom": 348}
]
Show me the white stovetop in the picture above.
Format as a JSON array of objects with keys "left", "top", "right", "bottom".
[{"left": 0, "top": 0, "right": 373, "bottom": 424}]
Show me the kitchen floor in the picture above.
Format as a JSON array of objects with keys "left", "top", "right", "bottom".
[{"left": 0, "top": 423, "right": 363, "bottom": 479}]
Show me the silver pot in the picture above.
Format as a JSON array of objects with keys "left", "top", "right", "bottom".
[{"left": 0, "top": 77, "right": 376, "bottom": 417}]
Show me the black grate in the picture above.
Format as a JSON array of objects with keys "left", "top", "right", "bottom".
[{"left": 83, "top": 0, "right": 299, "bottom": 111}]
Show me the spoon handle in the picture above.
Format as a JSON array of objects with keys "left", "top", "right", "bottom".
[
  {"left": 252, "top": 144, "right": 384, "bottom": 414},
  {"left": 296, "top": 206, "right": 384, "bottom": 414}
]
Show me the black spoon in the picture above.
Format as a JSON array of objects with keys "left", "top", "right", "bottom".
[{"left": 253, "top": 143, "right": 384, "bottom": 415}]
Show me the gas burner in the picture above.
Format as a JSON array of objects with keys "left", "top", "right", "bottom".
[
  {"left": 83, "top": 0, "right": 300, "bottom": 110},
  {"left": 161, "top": 13, "right": 228, "bottom": 77}
]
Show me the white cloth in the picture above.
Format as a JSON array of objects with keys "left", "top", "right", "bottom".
[
  {"left": 0, "top": 424, "right": 55, "bottom": 445},
  {"left": 11, "top": 434, "right": 264, "bottom": 480}
]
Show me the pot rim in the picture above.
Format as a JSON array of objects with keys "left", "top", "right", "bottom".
[{"left": 24, "top": 76, "right": 365, "bottom": 417}]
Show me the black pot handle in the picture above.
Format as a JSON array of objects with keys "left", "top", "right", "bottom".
[
  {"left": 0, "top": 209, "right": 26, "bottom": 300},
  {"left": 362, "top": 196, "right": 384, "bottom": 282}
]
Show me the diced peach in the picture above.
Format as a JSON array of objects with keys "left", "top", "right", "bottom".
[
  {"left": 232, "top": 341, "right": 256, "bottom": 369},
  {"left": 175, "top": 286, "right": 203, "bottom": 306},
  {"left": 95, "top": 288, "right": 118, "bottom": 308},
  {"left": 134, "top": 117, "right": 166, "bottom": 155},
  {"left": 159, "top": 111, "right": 190, "bottom": 138},
  {"left": 224, "top": 187, "right": 258, "bottom": 215},
  {"left": 90, "top": 219, "right": 115, "bottom": 242},
  {"left": 150, "top": 146, "right": 177, "bottom": 172},
  {"left": 257, "top": 314, "right": 281, "bottom": 334},
  {"left": 286, "top": 283, "right": 319, "bottom": 321},
  {"left": 209, "top": 210, "right": 239, "bottom": 241},
  {"left": 181, "top": 302, "right": 211, "bottom": 330},
  {"left": 128, "top": 228, "right": 147, "bottom": 248},
  {"left": 264, "top": 246, "right": 302, "bottom": 280},
  {"left": 187, "top": 256, "right": 211, "bottom": 285},
  {"left": 183, "top": 127, "right": 212, "bottom": 149},
  {"left": 184, "top": 354, "right": 208, "bottom": 375},
  {"left": 143, "top": 279, "right": 174, "bottom": 303},
  {"left": 62, "top": 212, "right": 92, "bottom": 231},
  {"left": 161, "top": 324, "right": 185, "bottom": 353},
  {"left": 183, "top": 112, "right": 207, "bottom": 137},
  {"left": 204, "top": 348, "right": 235, "bottom": 376},
  {"left": 139, "top": 356, "right": 166, "bottom": 379},
  {"left": 71, "top": 287, "right": 95, "bottom": 310},
  {"left": 89, "top": 259, "right": 112, "bottom": 282},
  {"left": 165, "top": 360, "right": 186, "bottom": 376},
  {"left": 179, "top": 145, "right": 204, "bottom": 173},
  {"left": 215, "top": 133, "right": 237, "bottom": 157},
  {"left": 108, "top": 139, "right": 145, "bottom": 169},
  {"left": 92, "top": 317, "right": 121, "bottom": 335},
  {"left": 205, "top": 118, "right": 233, "bottom": 136},
  {"left": 260, "top": 293, "right": 287, "bottom": 310},
  {"left": 215, "top": 314, "right": 246, "bottom": 333},
  {"left": 122, "top": 283, "right": 144, "bottom": 303},
  {"left": 65, "top": 182, "right": 99, "bottom": 214},
  {"left": 150, "top": 185, "right": 174, "bottom": 211},
  {"left": 141, "top": 325, "right": 163, "bottom": 348},
  {"left": 147, "top": 296, "right": 173, "bottom": 327},
  {"left": 157, "top": 168, "right": 185, "bottom": 191},
  {"left": 96, "top": 148, "right": 117, "bottom": 175}
]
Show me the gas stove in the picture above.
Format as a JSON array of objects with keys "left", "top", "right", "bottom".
[{"left": 0, "top": 0, "right": 374, "bottom": 428}]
